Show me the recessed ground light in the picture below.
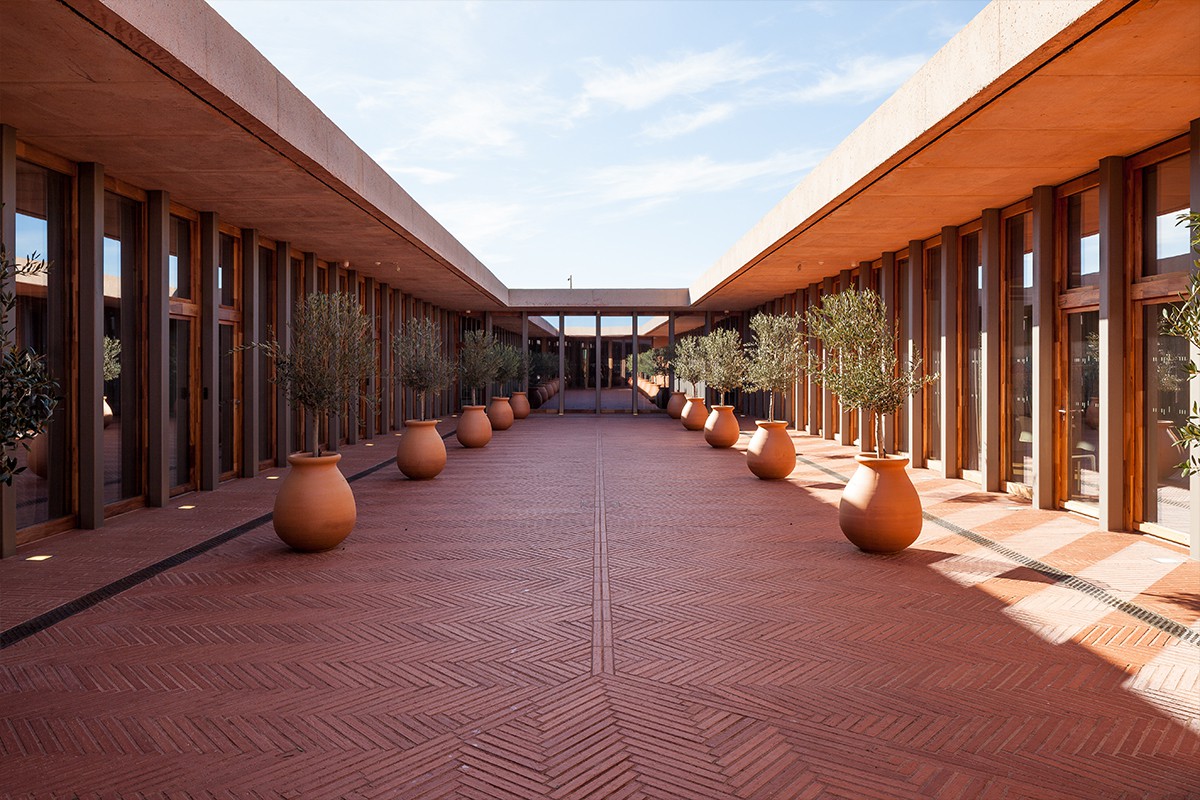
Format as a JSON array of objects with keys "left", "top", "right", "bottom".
[
  {"left": 266, "top": 475, "right": 280, "bottom": 480},
  {"left": 25, "top": 554, "right": 52, "bottom": 562},
  {"left": 365, "top": 442, "right": 374, "bottom": 446},
  {"left": 179, "top": 505, "right": 196, "bottom": 510}
]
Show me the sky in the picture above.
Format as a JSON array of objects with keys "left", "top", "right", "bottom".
[{"left": 208, "top": 0, "right": 990, "bottom": 291}]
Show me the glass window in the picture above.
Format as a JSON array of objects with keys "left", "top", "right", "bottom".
[
  {"left": 218, "top": 233, "right": 237, "bottom": 307},
  {"left": 1006, "top": 212, "right": 1034, "bottom": 485},
  {"left": 103, "top": 191, "right": 144, "bottom": 504},
  {"left": 962, "top": 232, "right": 983, "bottom": 473},
  {"left": 1142, "top": 154, "right": 1191, "bottom": 276},
  {"left": 168, "top": 216, "right": 191, "bottom": 299},
  {"left": 1144, "top": 306, "right": 1191, "bottom": 535},
  {"left": 259, "top": 246, "right": 276, "bottom": 463},
  {"left": 219, "top": 323, "right": 236, "bottom": 475},
  {"left": 1066, "top": 188, "right": 1100, "bottom": 289},
  {"left": 13, "top": 161, "right": 71, "bottom": 527},
  {"left": 168, "top": 318, "right": 192, "bottom": 489}
]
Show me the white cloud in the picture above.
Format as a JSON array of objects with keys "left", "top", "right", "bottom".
[
  {"left": 575, "top": 46, "right": 776, "bottom": 114},
  {"left": 423, "top": 200, "right": 539, "bottom": 260},
  {"left": 790, "top": 54, "right": 927, "bottom": 103},
  {"left": 641, "top": 104, "right": 734, "bottom": 140},
  {"left": 374, "top": 154, "right": 457, "bottom": 186},
  {"left": 579, "top": 150, "right": 825, "bottom": 207}
]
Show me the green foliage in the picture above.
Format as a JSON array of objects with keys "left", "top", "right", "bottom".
[
  {"left": 0, "top": 239, "right": 59, "bottom": 484},
  {"left": 804, "top": 287, "right": 933, "bottom": 458},
  {"left": 746, "top": 312, "right": 803, "bottom": 422},
  {"left": 624, "top": 347, "right": 668, "bottom": 380},
  {"left": 700, "top": 327, "right": 747, "bottom": 406},
  {"left": 672, "top": 336, "right": 705, "bottom": 396},
  {"left": 392, "top": 318, "right": 455, "bottom": 421},
  {"left": 1161, "top": 211, "right": 1200, "bottom": 475},
  {"left": 102, "top": 336, "right": 121, "bottom": 382},
  {"left": 249, "top": 291, "right": 376, "bottom": 456},
  {"left": 458, "top": 330, "right": 499, "bottom": 405},
  {"left": 528, "top": 350, "right": 559, "bottom": 383},
  {"left": 494, "top": 342, "right": 523, "bottom": 389}
]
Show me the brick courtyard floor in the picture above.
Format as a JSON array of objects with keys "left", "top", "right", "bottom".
[{"left": 1, "top": 415, "right": 1198, "bottom": 799}]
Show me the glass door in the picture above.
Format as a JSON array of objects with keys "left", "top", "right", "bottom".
[
  {"left": 1062, "top": 310, "right": 1101, "bottom": 512},
  {"left": 168, "top": 317, "right": 195, "bottom": 492}
]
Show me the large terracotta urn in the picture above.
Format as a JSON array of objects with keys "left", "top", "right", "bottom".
[
  {"left": 396, "top": 419, "right": 447, "bottom": 480},
  {"left": 510, "top": 391, "right": 531, "bottom": 419},
  {"left": 666, "top": 391, "right": 687, "bottom": 419},
  {"left": 487, "top": 396, "right": 515, "bottom": 430},
  {"left": 457, "top": 405, "right": 493, "bottom": 448},
  {"left": 746, "top": 421, "right": 795, "bottom": 479},
  {"left": 839, "top": 454, "right": 922, "bottom": 554},
  {"left": 273, "top": 453, "right": 356, "bottom": 552},
  {"left": 704, "top": 405, "right": 740, "bottom": 448},
  {"left": 681, "top": 397, "right": 708, "bottom": 431}
]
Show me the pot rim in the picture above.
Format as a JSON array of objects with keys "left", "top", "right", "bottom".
[
  {"left": 461, "top": 404, "right": 487, "bottom": 411},
  {"left": 512, "top": 391, "right": 528, "bottom": 396},
  {"left": 853, "top": 453, "right": 911, "bottom": 468},
  {"left": 286, "top": 452, "right": 342, "bottom": 467},
  {"left": 754, "top": 419, "right": 789, "bottom": 428},
  {"left": 710, "top": 404, "right": 735, "bottom": 411},
  {"left": 404, "top": 419, "right": 441, "bottom": 427},
  {"left": 685, "top": 397, "right": 707, "bottom": 403},
  {"left": 490, "top": 396, "right": 511, "bottom": 402}
]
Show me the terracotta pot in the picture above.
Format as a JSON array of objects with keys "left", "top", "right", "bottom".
[
  {"left": 396, "top": 419, "right": 447, "bottom": 480},
  {"left": 704, "top": 405, "right": 740, "bottom": 448},
  {"left": 510, "top": 391, "right": 531, "bottom": 419},
  {"left": 457, "top": 405, "right": 493, "bottom": 448},
  {"left": 102, "top": 396, "right": 114, "bottom": 428},
  {"left": 839, "top": 454, "right": 922, "bottom": 554},
  {"left": 681, "top": 397, "right": 708, "bottom": 431},
  {"left": 746, "top": 421, "right": 795, "bottom": 479},
  {"left": 487, "top": 396, "right": 514, "bottom": 430},
  {"left": 27, "top": 432, "right": 48, "bottom": 479},
  {"left": 666, "top": 391, "right": 687, "bottom": 419},
  {"left": 273, "top": 453, "right": 356, "bottom": 552}
]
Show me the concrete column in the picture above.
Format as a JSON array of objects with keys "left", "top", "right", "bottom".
[
  {"left": 364, "top": 277, "right": 376, "bottom": 440},
  {"left": 821, "top": 276, "right": 835, "bottom": 441},
  {"left": 940, "top": 227, "right": 960, "bottom": 479},
  {"left": 0, "top": 127, "right": 16, "bottom": 551},
  {"left": 879, "top": 254, "right": 897, "bottom": 454},
  {"left": 595, "top": 313, "right": 602, "bottom": 413},
  {"left": 199, "top": 212, "right": 219, "bottom": 491},
  {"left": 521, "top": 312, "right": 529, "bottom": 392},
  {"left": 906, "top": 240, "right": 925, "bottom": 467},
  {"left": 146, "top": 191, "right": 171, "bottom": 505},
  {"left": 274, "top": 242, "right": 293, "bottom": 464},
  {"left": 838, "top": 269, "right": 854, "bottom": 446},
  {"left": 1098, "top": 156, "right": 1126, "bottom": 531},
  {"left": 667, "top": 312, "right": 676, "bottom": 391},
  {"left": 76, "top": 163, "right": 106, "bottom": 528},
  {"left": 558, "top": 313, "right": 565, "bottom": 416},
  {"left": 979, "top": 212, "right": 1002, "bottom": 492},
  {"left": 1031, "top": 187, "right": 1055, "bottom": 509},
  {"left": 632, "top": 310, "right": 639, "bottom": 415},
  {"left": 807, "top": 285, "right": 821, "bottom": 436},
  {"left": 239, "top": 228, "right": 260, "bottom": 477}
]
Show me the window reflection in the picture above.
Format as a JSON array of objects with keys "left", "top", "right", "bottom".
[
  {"left": 103, "top": 192, "right": 144, "bottom": 504},
  {"left": 1143, "top": 154, "right": 1191, "bottom": 276},
  {"left": 1066, "top": 311, "right": 1101, "bottom": 508},
  {"left": 1144, "top": 307, "right": 1191, "bottom": 535},
  {"left": 1006, "top": 213, "right": 1033, "bottom": 485}
]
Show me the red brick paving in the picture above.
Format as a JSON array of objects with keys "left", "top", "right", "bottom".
[{"left": 1, "top": 415, "right": 1198, "bottom": 798}]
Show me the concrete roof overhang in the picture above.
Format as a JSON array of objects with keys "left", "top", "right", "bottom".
[
  {"left": 689, "top": 0, "right": 1200, "bottom": 310},
  {"left": 506, "top": 288, "right": 692, "bottom": 316},
  {"left": 0, "top": 0, "right": 511, "bottom": 311}
]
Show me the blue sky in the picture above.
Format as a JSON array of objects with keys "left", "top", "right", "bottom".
[{"left": 208, "top": 0, "right": 989, "bottom": 290}]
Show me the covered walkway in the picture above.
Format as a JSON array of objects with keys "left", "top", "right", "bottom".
[{"left": 2, "top": 416, "right": 1198, "bottom": 798}]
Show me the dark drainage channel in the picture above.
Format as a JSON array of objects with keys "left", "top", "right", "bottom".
[
  {"left": 0, "top": 435, "right": 448, "bottom": 650},
  {"left": 795, "top": 454, "right": 1200, "bottom": 649}
]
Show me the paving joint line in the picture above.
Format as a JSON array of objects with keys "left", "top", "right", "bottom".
[
  {"left": 592, "top": 423, "right": 615, "bottom": 675},
  {"left": 0, "top": 439, "right": 427, "bottom": 650},
  {"left": 795, "top": 452, "right": 1200, "bottom": 648}
]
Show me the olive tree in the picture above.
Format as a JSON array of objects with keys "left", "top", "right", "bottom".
[
  {"left": 700, "top": 327, "right": 748, "bottom": 406},
  {"left": 746, "top": 312, "right": 803, "bottom": 423}
]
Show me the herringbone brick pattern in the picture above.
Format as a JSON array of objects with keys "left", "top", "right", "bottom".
[{"left": 2, "top": 416, "right": 1198, "bottom": 798}]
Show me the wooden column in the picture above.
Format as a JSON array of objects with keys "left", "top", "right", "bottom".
[
  {"left": 667, "top": 312, "right": 676, "bottom": 392},
  {"left": 1190, "top": 119, "right": 1200, "bottom": 559},
  {"left": 632, "top": 311, "right": 639, "bottom": 415},
  {"left": 558, "top": 313, "right": 565, "bottom": 415},
  {"left": 1098, "top": 157, "right": 1126, "bottom": 531},
  {"left": 239, "top": 229, "right": 260, "bottom": 478},
  {"left": 821, "top": 276, "right": 835, "bottom": 440},
  {"left": 394, "top": 291, "right": 406, "bottom": 428},
  {"left": 364, "top": 276, "right": 376, "bottom": 440},
  {"left": 794, "top": 289, "right": 804, "bottom": 431},
  {"left": 1031, "top": 186, "right": 1056, "bottom": 509},
  {"left": 274, "top": 241, "right": 293, "bottom": 465},
  {"left": 906, "top": 240, "right": 925, "bottom": 467},
  {"left": 199, "top": 212, "right": 219, "bottom": 491},
  {"left": 379, "top": 284, "right": 391, "bottom": 434},
  {"left": 146, "top": 191, "right": 171, "bottom": 505},
  {"left": 940, "top": 228, "right": 960, "bottom": 479},
  {"left": 857, "top": 263, "right": 876, "bottom": 453},
  {"left": 837, "top": 269, "right": 854, "bottom": 446},
  {"left": 979, "top": 212, "right": 1003, "bottom": 492},
  {"left": 521, "top": 312, "right": 529, "bottom": 392},
  {"left": 595, "top": 314, "right": 602, "bottom": 413},
  {"left": 807, "top": 286, "right": 821, "bottom": 436}
]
